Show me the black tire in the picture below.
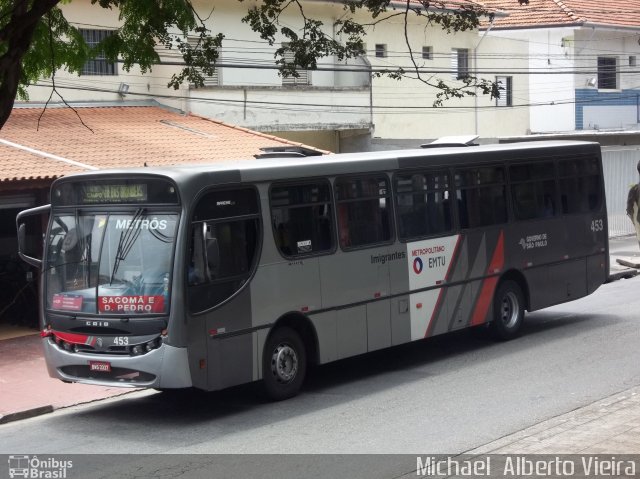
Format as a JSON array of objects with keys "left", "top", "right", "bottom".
[
  {"left": 262, "top": 326, "right": 306, "bottom": 401},
  {"left": 490, "top": 280, "right": 525, "bottom": 341}
]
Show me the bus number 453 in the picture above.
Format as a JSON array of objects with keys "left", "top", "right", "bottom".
[{"left": 590, "top": 219, "right": 604, "bottom": 232}]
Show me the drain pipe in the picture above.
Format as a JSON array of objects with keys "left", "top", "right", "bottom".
[{"left": 474, "top": 16, "right": 495, "bottom": 136}]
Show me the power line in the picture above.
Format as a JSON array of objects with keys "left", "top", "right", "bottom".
[{"left": 31, "top": 79, "right": 640, "bottom": 115}]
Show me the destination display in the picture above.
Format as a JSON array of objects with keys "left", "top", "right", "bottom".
[
  {"left": 52, "top": 178, "right": 179, "bottom": 206},
  {"left": 80, "top": 184, "right": 148, "bottom": 204}
]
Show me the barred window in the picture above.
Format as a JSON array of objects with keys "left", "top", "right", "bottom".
[
  {"left": 496, "top": 76, "right": 513, "bottom": 107},
  {"left": 452, "top": 48, "right": 469, "bottom": 80},
  {"left": 79, "top": 29, "right": 117, "bottom": 76},
  {"left": 281, "top": 43, "right": 310, "bottom": 86},
  {"left": 597, "top": 57, "right": 617, "bottom": 90},
  {"left": 187, "top": 36, "right": 219, "bottom": 87},
  {"left": 375, "top": 44, "right": 387, "bottom": 58}
]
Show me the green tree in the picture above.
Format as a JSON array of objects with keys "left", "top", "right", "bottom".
[{"left": 0, "top": 0, "right": 513, "bottom": 130}]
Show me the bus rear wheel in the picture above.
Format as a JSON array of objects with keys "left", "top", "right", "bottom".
[
  {"left": 490, "top": 280, "right": 524, "bottom": 341},
  {"left": 262, "top": 326, "right": 306, "bottom": 401}
]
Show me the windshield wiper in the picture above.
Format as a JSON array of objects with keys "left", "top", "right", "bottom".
[{"left": 110, "top": 208, "right": 145, "bottom": 285}]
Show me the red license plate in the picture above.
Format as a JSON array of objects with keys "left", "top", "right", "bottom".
[{"left": 89, "top": 361, "right": 111, "bottom": 372}]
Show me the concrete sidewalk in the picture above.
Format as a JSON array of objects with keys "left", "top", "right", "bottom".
[
  {"left": 607, "top": 234, "right": 640, "bottom": 281},
  {"left": 468, "top": 386, "right": 640, "bottom": 454},
  {"left": 0, "top": 235, "right": 639, "bottom": 456},
  {"left": 0, "top": 333, "right": 135, "bottom": 424}
]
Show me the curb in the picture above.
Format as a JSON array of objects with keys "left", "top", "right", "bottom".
[
  {"left": 606, "top": 268, "right": 639, "bottom": 283},
  {"left": 0, "top": 405, "right": 53, "bottom": 425},
  {"left": 0, "top": 389, "right": 146, "bottom": 425}
]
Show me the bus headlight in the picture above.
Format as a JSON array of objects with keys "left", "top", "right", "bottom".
[{"left": 131, "top": 345, "right": 144, "bottom": 356}]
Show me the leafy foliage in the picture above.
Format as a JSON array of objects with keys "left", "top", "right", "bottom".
[{"left": 0, "top": 0, "right": 507, "bottom": 129}]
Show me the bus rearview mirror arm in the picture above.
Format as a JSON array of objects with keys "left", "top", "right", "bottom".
[{"left": 16, "top": 204, "right": 50, "bottom": 269}]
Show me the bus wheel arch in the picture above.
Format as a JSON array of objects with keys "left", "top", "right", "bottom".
[
  {"left": 490, "top": 271, "right": 528, "bottom": 341},
  {"left": 498, "top": 269, "right": 530, "bottom": 311},
  {"left": 261, "top": 312, "right": 318, "bottom": 400}
]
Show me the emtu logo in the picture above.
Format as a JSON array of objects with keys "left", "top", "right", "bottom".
[{"left": 413, "top": 257, "right": 424, "bottom": 274}]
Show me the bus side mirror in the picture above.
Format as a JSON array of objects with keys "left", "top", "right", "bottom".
[
  {"left": 16, "top": 205, "right": 51, "bottom": 268},
  {"left": 16, "top": 204, "right": 50, "bottom": 269},
  {"left": 18, "top": 221, "right": 42, "bottom": 269}
]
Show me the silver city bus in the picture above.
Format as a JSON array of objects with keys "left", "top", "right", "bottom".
[{"left": 17, "top": 140, "right": 608, "bottom": 400}]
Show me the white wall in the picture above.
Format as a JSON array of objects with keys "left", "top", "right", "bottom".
[
  {"left": 473, "top": 31, "right": 530, "bottom": 138},
  {"left": 181, "top": 86, "right": 371, "bottom": 130},
  {"left": 353, "top": 11, "right": 530, "bottom": 140},
  {"left": 490, "top": 28, "right": 576, "bottom": 133},
  {"left": 574, "top": 28, "right": 640, "bottom": 91}
]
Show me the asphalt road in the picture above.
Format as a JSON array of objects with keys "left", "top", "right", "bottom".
[{"left": 1, "top": 274, "right": 639, "bottom": 462}]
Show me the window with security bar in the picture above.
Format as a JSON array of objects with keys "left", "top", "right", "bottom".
[
  {"left": 79, "top": 29, "right": 117, "bottom": 76},
  {"left": 187, "top": 36, "right": 220, "bottom": 87},
  {"left": 597, "top": 57, "right": 617, "bottom": 90},
  {"left": 281, "top": 44, "right": 311, "bottom": 86},
  {"left": 451, "top": 48, "right": 469, "bottom": 80},
  {"left": 495, "top": 76, "right": 513, "bottom": 107}
]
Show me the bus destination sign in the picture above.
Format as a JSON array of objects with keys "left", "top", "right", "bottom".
[{"left": 81, "top": 184, "right": 148, "bottom": 204}]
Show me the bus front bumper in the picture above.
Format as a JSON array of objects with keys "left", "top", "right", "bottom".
[{"left": 42, "top": 338, "right": 192, "bottom": 389}]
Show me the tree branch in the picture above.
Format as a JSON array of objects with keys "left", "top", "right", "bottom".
[{"left": 0, "top": 0, "right": 61, "bottom": 128}]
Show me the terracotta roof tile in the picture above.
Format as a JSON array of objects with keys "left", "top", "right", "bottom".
[
  {"left": 0, "top": 143, "right": 86, "bottom": 182},
  {"left": 0, "top": 105, "right": 326, "bottom": 183},
  {"left": 481, "top": 0, "right": 640, "bottom": 29}
]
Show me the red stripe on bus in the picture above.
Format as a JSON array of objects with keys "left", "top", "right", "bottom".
[
  {"left": 52, "top": 331, "right": 90, "bottom": 345},
  {"left": 445, "top": 235, "right": 463, "bottom": 281},
  {"left": 470, "top": 231, "right": 505, "bottom": 326},
  {"left": 425, "top": 235, "right": 463, "bottom": 338}
]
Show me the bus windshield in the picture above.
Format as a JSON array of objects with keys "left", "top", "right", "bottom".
[{"left": 45, "top": 211, "right": 178, "bottom": 315}]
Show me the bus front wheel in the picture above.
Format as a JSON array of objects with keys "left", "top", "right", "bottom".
[
  {"left": 490, "top": 280, "right": 524, "bottom": 341},
  {"left": 262, "top": 326, "right": 307, "bottom": 400}
]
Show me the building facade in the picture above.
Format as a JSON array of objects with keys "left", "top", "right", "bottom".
[
  {"left": 19, "top": 0, "right": 531, "bottom": 150},
  {"left": 481, "top": 0, "right": 640, "bottom": 133}
]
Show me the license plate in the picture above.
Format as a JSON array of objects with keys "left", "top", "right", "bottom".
[{"left": 89, "top": 361, "right": 111, "bottom": 372}]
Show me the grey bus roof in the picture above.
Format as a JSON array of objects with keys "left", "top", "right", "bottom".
[{"left": 56, "top": 140, "right": 600, "bottom": 190}]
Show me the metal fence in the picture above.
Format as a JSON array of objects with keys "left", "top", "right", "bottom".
[{"left": 602, "top": 146, "right": 640, "bottom": 237}]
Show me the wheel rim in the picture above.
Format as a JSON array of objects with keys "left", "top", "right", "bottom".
[
  {"left": 270, "top": 343, "right": 298, "bottom": 384},
  {"left": 500, "top": 291, "right": 520, "bottom": 329}
]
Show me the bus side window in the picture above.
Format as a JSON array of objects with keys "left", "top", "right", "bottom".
[
  {"left": 510, "top": 161, "right": 557, "bottom": 221},
  {"left": 558, "top": 158, "right": 602, "bottom": 215},
  {"left": 455, "top": 166, "right": 506, "bottom": 228},
  {"left": 270, "top": 181, "right": 334, "bottom": 257},
  {"left": 335, "top": 175, "right": 393, "bottom": 249},
  {"left": 394, "top": 170, "right": 451, "bottom": 240}
]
